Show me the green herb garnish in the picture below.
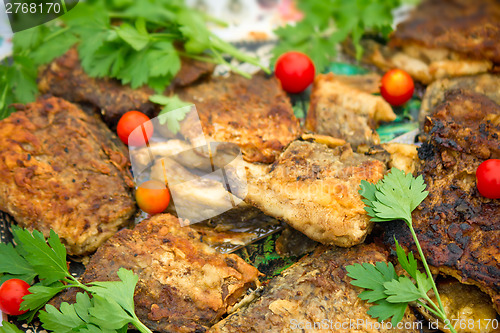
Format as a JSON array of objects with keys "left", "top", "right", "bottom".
[
  {"left": 273, "top": 0, "right": 405, "bottom": 71},
  {"left": 0, "top": 0, "right": 269, "bottom": 119},
  {"left": 346, "top": 168, "right": 457, "bottom": 333},
  {"left": 149, "top": 94, "right": 192, "bottom": 134},
  {"left": 0, "top": 226, "right": 152, "bottom": 333}
]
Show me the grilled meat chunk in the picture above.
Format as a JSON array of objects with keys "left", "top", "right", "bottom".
[
  {"left": 232, "top": 141, "right": 386, "bottom": 247},
  {"left": 38, "top": 48, "right": 214, "bottom": 128},
  {"left": 390, "top": 0, "right": 500, "bottom": 66},
  {"left": 51, "top": 214, "right": 260, "bottom": 333},
  {"left": 420, "top": 74, "right": 500, "bottom": 127},
  {"left": 0, "top": 97, "right": 135, "bottom": 255},
  {"left": 209, "top": 243, "right": 419, "bottom": 333},
  {"left": 385, "top": 90, "right": 500, "bottom": 313},
  {"left": 178, "top": 73, "right": 301, "bottom": 163},
  {"left": 305, "top": 73, "right": 395, "bottom": 147}
]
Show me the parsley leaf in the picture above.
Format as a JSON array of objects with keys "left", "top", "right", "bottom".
[
  {"left": 346, "top": 262, "right": 397, "bottom": 303},
  {"left": 394, "top": 239, "right": 417, "bottom": 280},
  {"left": 0, "top": 321, "right": 24, "bottom": 333},
  {"left": 151, "top": 95, "right": 192, "bottom": 134},
  {"left": 367, "top": 299, "right": 408, "bottom": 327},
  {"left": 0, "top": 243, "right": 36, "bottom": 283}
]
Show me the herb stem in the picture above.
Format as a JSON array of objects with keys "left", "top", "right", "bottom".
[
  {"left": 408, "top": 224, "right": 457, "bottom": 333},
  {"left": 132, "top": 317, "right": 153, "bottom": 333},
  {"left": 416, "top": 300, "right": 443, "bottom": 319}
]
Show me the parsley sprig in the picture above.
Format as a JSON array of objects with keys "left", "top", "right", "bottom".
[
  {"left": 0, "top": 0, "right": 269, "bottom": 119},
  {"left": 272, "top": 0, "right": 403, "bottom": 71},
  {"left": 346, "top": 168, "right": 457, "bottom": 333},
  {"left": 0, "top": 226, "right": 152, "bottom": 333}
]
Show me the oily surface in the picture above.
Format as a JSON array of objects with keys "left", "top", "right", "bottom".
[
  {"left": 385, "top": 90, "right": 500, "bottom": 313},
  {"left": 178, "top": 73, "right": 301, "bottom": 163},
  {"left": 0, "top": 97, "right": 135, "bottom": 255},
  {"left": 210, "top": 243, "right": 419, "bottom": 333},
  {"left": 51, "top": 214, "right": 260, "bottom": 333}
]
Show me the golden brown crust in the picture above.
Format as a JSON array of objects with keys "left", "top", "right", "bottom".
[
  {"left": 390, "top": 0, "right": 500, "bottom": 65},
  {"left": 0, "top": 97, "right": 135, "bottom": 255},
  {"left": 241, "top": 141, "right": 386, "bottom": 247},
  {"left": 385, "top": 90, "right": 500, "bottom": 313},
  {"left": 38, "top": 48, "right": 215, "bottom": 128},
  {"left": 209, "top": 244, "right": 419, "bottom": 333},
  {"left": 306, "top": 73, "right": 395, "bottom": 147},
  {"left": 52, "top": 214, "right": 260, "bottom": 333},
  {"left": 178, "top": 73, "right": 301, "bottom": 163}
]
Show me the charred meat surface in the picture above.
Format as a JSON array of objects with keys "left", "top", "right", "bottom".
[
  {"left": 178, "top": 73, "right": 301, "bottom": 163},
  {"left": 386, "top": 90, "right": 500, "bottom": 313},
  {"left": 0, "top": 97, "right": 135, "bottom": 255},
  {"left": 234, "top": 141, "right": 386, "bottom": 247},
  {"left": 51, "top": 214, "right": 260, "bottom": 333},
  {"left": 306, "top": 73, "right": 395, "bottom": 147},
  {"left": 38, "top": 48, "right": 215, "bottom": 128},
  {"left": 209, "top": 243, "right": 419, "bottom": 333},
  {"left": 390, "top": 0, "right": 500, "bottom": 66}
]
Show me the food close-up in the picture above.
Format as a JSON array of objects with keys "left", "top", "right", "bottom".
[{"left": 0, "top": 0, "right": 498, "bottom": 333}]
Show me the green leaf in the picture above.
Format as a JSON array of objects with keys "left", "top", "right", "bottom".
[
  {"left": 0, "top": 243, "right": 37, "bottom": 283},
  {"left": 176, "top": 9, "right": 210, "bottom": 53},
  {"left": 395, "top": 239, "right": 417, "bottom": 280},
  {"left": 346, "top": 262, "right": 397, "bottom": 303},
  {"left": 12, "top": 227, "right": 69, "bottom": 285},
  {"left": 367, "top": 299, "right": 408, "bottom": 326},
  {"left": 89, "top": 295, "right": 132, "bottom": 329},
  {"left": 384, "top": 276, "right": 422, "bottom": 303},
  {"left": 0, "top": 321, "right": 24, "bottom": 333},
  {"left": 116, "top": 22, "right": 150, "bottom": 51},
  {"left": 39, "top": 302, "right": 87, "bottom": 333},
  {"left": 415, "top": 271, "right": 433, "bottom": 296},
  {"left": 151, "top": 95, "right": 192, "bottom": 134},
  {"left": 88, "top": 268, "right": 138, "bottom": 315},
  {"left": 29, "top": 28, "right": 78, "bottom": 65},
  {"left": 20, "top": 282, "right": 66, "bottom": 311}
]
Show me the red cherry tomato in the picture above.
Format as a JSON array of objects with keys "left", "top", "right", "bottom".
[
  {"left": 476, "top": 159, "right": 500, "bottom": 199},
  {"left": 0, "top": 279, "right": 31, "bottom": 316},
  {"left": 380, "top": 69, "right": 415, "bottom": 106},
  {"left": 135, "top": 180, "right": 171, "bottom": 215},
  {"left": 117, "top": 111, "right": 154, "bottom": 146},
  {"left": 275, "top": 51, "right": 315, "bottom": 93}
]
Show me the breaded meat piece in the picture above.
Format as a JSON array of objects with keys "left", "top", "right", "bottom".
[
  {"left": 0, "top": 97, "right": 135, "bottom": 255},
  {"left": 51, "top": 214, "right": 260, "bottom": 333},
  {"left": 209, "top": 243, "right": 419, "bottom": 333},
  {"left": 390, "top": 0, "right": 500, "bottom": 66},
  {"left": 305, "top": 73, "right": 396, "bottom": 147},
  {"left": 178, "top": 73, "right": 301, "bottom": 163},
  {"left": 385, "top": 90, "right": 500, "bottom": 313},
  {"left": 231, "top": 141, "right": 386, "bottom": 247},
  {"left": 38, "top": 48, "right": 215, "bottom": 128}
]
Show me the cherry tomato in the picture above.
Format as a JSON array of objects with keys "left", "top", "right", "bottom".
[
  {"left": 0, "top": 279, "right": 31, "bottom": 316},
  {"left": 117, "top": 111, "right": 154, "bottom": 146},
  {"left": 135, "top": 180, "right": 171, "bottom": 215},
  {"left": 476, "top": 159, "right": 500, "bottom": 199},
  {"left": 275, "top": 51, "right": 315, "bottom": 93},
  {"left": 380, "top": 69, "right": 415, "bottom": 106}
]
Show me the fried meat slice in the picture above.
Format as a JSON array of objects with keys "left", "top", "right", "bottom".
[
  {"left": 178, "top": 73, "right": 301, "bottom": 163},
  {"left": 305, "top": 74, "right": 396, "bottom": 147},
  {"left": 385, "top": 90, "right": 500, "bottom": 312},
  {"left": 38, "top": 48, "right": 215, "bottom": 128},
  {"left": 209, "top": 243, "right": 419, "bottom": 333},
  {"left": 52, "top": 214, "right": 260, "bottom": 333},
  {"left": 420, "top": 74, "right": 500, "bottom": 127},
  {"left": 231, "top": 141, "right": 386, "bottom": 247},
  {"left": 390, "top": 0, "right": 500, "bottom": 66},
  {"left": 0, "top": 97, "right": 135, "bottom": 255}
]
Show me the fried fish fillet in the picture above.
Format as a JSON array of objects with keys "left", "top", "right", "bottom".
[
  {"left": 305, "top": 73, "right": 396, "bottom": 147},
  {"left": 38, "top": 48, "right": 215, "bottom": 128},
  {"left": 51, "top": 214, "right": 260, "bottom": 333},
  {"left": 209, "top": 243, "right": 419, "bottom": 333},
  {"left": 178, "top": 73, "right": 301, "bottom": 163},
  {"left": 0, "top": 97, "right": 135, "bottom": 255},
  {"left": 420, "top": 74, "right": 500, "bottom": 127},
  {"left": 390, "top": 0, "right": 500, "bottom": 66},
  {"left": 385, "top": 90, "right": 500, "bottom": 313},
  {"left": 231, "top": 141, "right": 386, "bottom": 247}
]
